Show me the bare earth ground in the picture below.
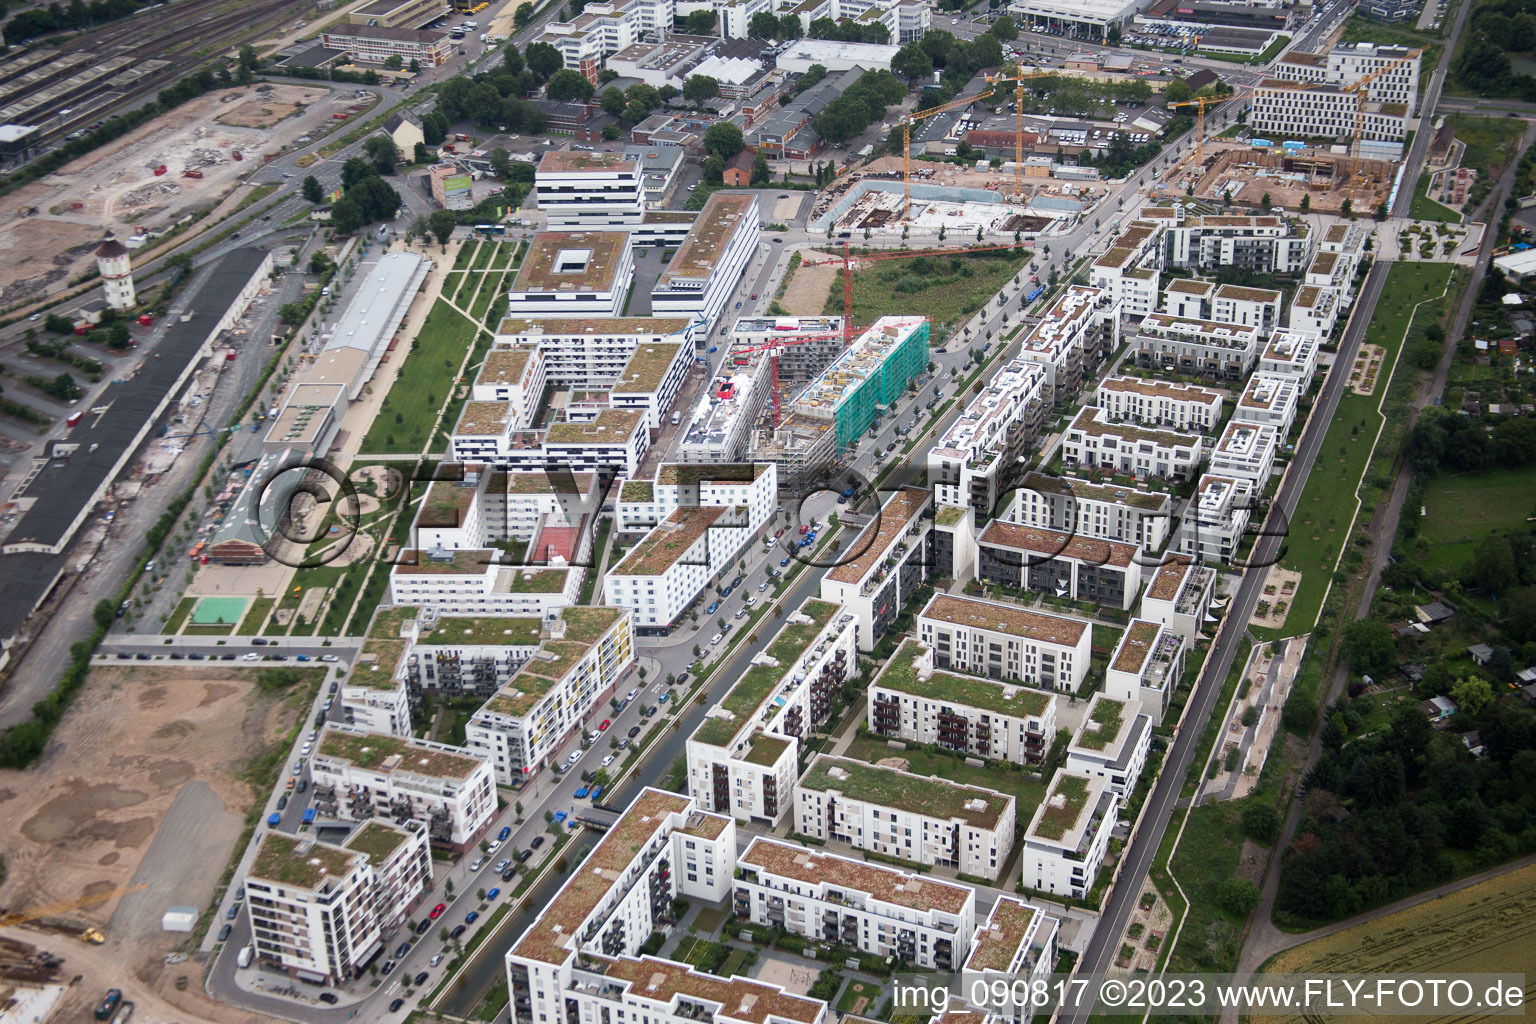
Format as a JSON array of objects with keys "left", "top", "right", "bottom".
[
  {"left": 778, "top": 249, "right": 839, "bottom": 315},
  {"left": 0, "top": 83, "right": 329, "bottom": 304},
  {"left": 0, "top": 665, "right": 302, "bottom": 1024}
]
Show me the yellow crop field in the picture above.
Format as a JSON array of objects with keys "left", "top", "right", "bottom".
[{"left": 1255, "top": 863, "right": 1536, "bottom": 1024}]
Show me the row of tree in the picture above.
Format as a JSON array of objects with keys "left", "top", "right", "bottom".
[
  {"left": 812, "top": 69, "right": 907, "bottom": 146},
  {"left": 5, "top": 0, "right": 157, "bottom": 44}
]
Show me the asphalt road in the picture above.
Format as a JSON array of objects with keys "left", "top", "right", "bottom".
[{"left": 1063, "top": 256, "right": 1396, "bottom": 1018}]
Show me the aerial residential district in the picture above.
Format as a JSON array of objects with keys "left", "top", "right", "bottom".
[{"left": 0, "top": 0, "right": 1535, "bottom": 1019}]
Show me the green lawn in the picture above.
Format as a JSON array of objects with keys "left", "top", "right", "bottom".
[
  {"left": 1260, "top": 262, "right": 1454, "bottom": 639},
  {"left": 1447, "top": 114, "right": 1526, "bottom": 174},
  {"left": 820, "top": 247, "right": 1033, "bottom": 333},
  {"left": 1417, "top": 465, "right": 1536, "bottom": 573},
  {"left": 238, "top": 597, "right": 275, "bottom": 635},
  {"left": 166, "top": 597, "right": 196, "bottom": 634},
  {"left": 842, "top": 735, "right": 1048, "bottom": 822},
  {"left": 1409, "top": 173, "right": 1461, "bottom": 223},
  {"left": 454, "top": 239, "right": 481, "bottom": 270},
  {"left": 359, "top": 299, "right": 478, "bottom": 454}
]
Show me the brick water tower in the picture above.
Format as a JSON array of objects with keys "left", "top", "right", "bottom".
[{"left": 95, "top": 230, "right": 136, "bottom": 310}]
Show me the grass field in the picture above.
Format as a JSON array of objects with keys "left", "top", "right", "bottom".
[
  {"left": 1256, "top": 862, "right": 1536, "bottom": 1024},
  {"left": 1409, "top": 173, "right": 1460, "bottom": 222},
  {"left": 358, "top": 299, "right": 477, "bottom": 454},
  {"left": 1416, "top": 465, "right": 1536, "bottom": 573},
  {"left": 820, "top": 247, "right": 1033, "bottom": 333},
  {"left": 842, "top": 735, "right": 1048, "bottom": 823},
  {"left": 1258, "top": 262, "right": 1454, "bottom": 640},
  {"left": 166, "top": 597, "right": 196, "bottom": 634}
]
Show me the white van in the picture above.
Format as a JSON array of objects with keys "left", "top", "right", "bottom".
[
  {"left": 237, "top": 945, "right": 254, "bottom": 968},
  {"left": 671, "top": 410, "right": 681, "bottom": 426}
]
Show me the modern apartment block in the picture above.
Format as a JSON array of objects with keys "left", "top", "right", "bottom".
[
  {"left": 604, "top": 505, "right": 751, "bottom": 630},
  {"left": 1089, "top": 226, "right": 1161, "bottom": 319},
  {"left": 1103, "top": 619, "right": 1188, "bottom": 726},
  {"left": 471, "top": 347, "right": 548, "bottom": 431},
  {"left": 505, "top": 231, "right": 635, "bottom": 317},
  {"left": 651, "top": 191, "right": 760, "bottom": 328},
  {"left": 1257, "top": 328, "right": 1320, "bottom": 383},
  {"left": 735, "top": 837, "right": 975, "bottom": 970},
  {"left": 464, "top": 606, "right": 636, "bottom": 783},
  {"left": 1019, "top": 772, "right": 1118, "bottom": 899},
  {"left": 688, "top": 600, "right": 856, "bottom": 826},
  {"left": 246, "top": 821, "right": 432, "bottom": 984},
  {"left": 795, "top": 754, "right": 1017, "bottom": 881},
  {"left": 975, "top": 520, "right": 1140, "bottom": 612},
  {"left": 1212, "top": 283, "right": 1283, "bottom": 333},
  {"left": 1132, "top": 311, "right": 1264, "bottom": 381},
  {"left": 1015, "top": 285, "right": 1121, "bottom": 407},
  {"left": 679, "top": 362, "right": 771, "bottom": 464},
  {"left": 1208, "top": 419, "right": 1280, "bottom": 485},
  {"left": 868, "top": 638, "right": 1058, "bottom": 765},
  {"left": 309, "top": 725, "right": 497, "bottom": 851},
  {"left": 929, "top": 357, "right": 1048, "bottom": 522},
  {"left": 917, "top": 593, "right": 1092, "bottom": 694},
  {"left": 614, "top": 462, "right": 776, "bottom": 537},
  {"left": 534, "top": 150, "right": 644, "bottom": 226},
  {"left": 1009, "top": 471, "right": 1173, "bottom": 553},
  {"left": 505, "top": 790, "right": 811, "bottom": 1024},
  {"left": 1060, "top": 405, "right": 1204, "bottom": 483},
  {"left": 819, "top": 487, "right": 933, "bottom": 651},
  {"left": 1289, "top": 285, "right": 1339, "bottom": 338},
  {"left": 1162, "top": 278, "right": 1214, "bottom": 320},
  {"left": 1161, "top": 215, "right": 1311, "bottom": 275},
  {"left": 1094, "top": 375, "right": 1224, "bottom": 433},
  {"left": 1175, "top": 474, "right": 1256, "bottom": 563},
  {"left": 1064, "top": 693, "right": 1152, "bottom": 796},
  {"left": 451, "top": 406, "right": 649, "bottom": 475},
  {"left": 787, "top": 317, "right": 931, "bottom": 449},
  {"left": 493, "top": 317, "right": 698, "bottom": 394},
  {"left": 1137, "top": 558, "right": 1217, "bottom": 644},
  {"left": 1233, "top": 372, "right": 1300, "bottom": 434},
  {"left": 963, "top": 897, "right": 1060, "bottom": 1010}
]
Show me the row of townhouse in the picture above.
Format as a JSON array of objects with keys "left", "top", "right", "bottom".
[
  {"left": 1059, "top": 405, "right": 1206, "bottom": 483},
  {"left": 1162, "top": 279, "right": 1284, "bottom": 333},
  {"left": 1093, "top": 375, "right": 1225, "bottom": 433},
  {"left": 975, "top": 519, "right": 1141, "bottom": 612}
]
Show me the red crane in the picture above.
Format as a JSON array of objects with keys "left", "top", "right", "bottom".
[
  {"left": 728, "top": 325, "right": 877, "bottom": 426},
  {"left": 799, "top": 240, "right": 1039, "bottom": 344}
]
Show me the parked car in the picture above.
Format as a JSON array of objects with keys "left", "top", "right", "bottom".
[
  {"left": 430, "top": 903, "right": 447, "bottom": 918},
  {"left": 382, "top": 960, "right": 396, "bottom": 976},
  {"left": 498, "top": 825, "right": 512, "bottom": 841},
  {"left": 627, "top": 726, "right": 641, "bottom": 738},
  {"left": 416, "top": 970, "right": 432, "bottom": 985},
  {"left": 598, "top": 719, "right": 611, "bottom": 731},
  {"left": 487, "top": 887, "right": 501, "bottom": 900},
  {"left": 390, "top": 998, "right": 406, "bottom": 1012},
  {"left": 531, "top": 836, "right": 545, "bottom": 849},
  {"left": 601, "top": 754, "right": 615, "bottom": 767},
  {"left": 502, "top": 867, "right": 517, "bottom": 881},
  {"left": 319, "top": 992, "right": 339, "bottom": 1004},
  {"left": 465, "top": 911, "right": 479, "bottom": 924},
  {"left": 416, "top": 918, "right": 432, "bottom": 934},
  {"left": 396, "top": 942, "right": 412, "bottom": 959},
  {"left": 218, "top": 923, "right": 232, "bottom": 942}
]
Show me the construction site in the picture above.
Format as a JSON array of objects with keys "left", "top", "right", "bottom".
[{"left": 1164, "top": 139, "right": 1397, "bottom": 214}]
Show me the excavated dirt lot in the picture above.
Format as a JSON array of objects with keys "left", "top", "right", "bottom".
[
  {"left": 0, "top": 83, "right": 330, "bottom": 305},
  {"left": 0, "top": 665, "right": 305, "bottom": 1024}
]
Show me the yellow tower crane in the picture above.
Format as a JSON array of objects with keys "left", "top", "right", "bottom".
[
  {"left": 1166, "top": 88, "right": 1254, "bottom": 170},
  {"left": 983, "top": 68, "right": 1073, "bottom": 200},
  {"left": 899, "top": 92, "right": 980, "bottom": 222},
  {"left": 1347, "top": 47, "right": 1425, "bottom": 159}
]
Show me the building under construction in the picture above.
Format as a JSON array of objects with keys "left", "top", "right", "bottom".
[{"left": 1187, "top": 143, "right": 1395, "bottom": 214}]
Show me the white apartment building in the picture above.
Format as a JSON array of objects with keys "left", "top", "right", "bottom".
[
  {"left": 246, "top": 821, "right": 431, "bottom": 984},
  {"left": 391, "top": 551, "right": 584, "bottom": 621},
  {"left": 604, "top": 505, "right": 751, "bottom": 629},
  {"left": 1319, "top": 221, "right": 1369, "bottom": 278},
  {"left": 651, "top": 191, "right": 760, "bottom": 329},
  {"left": 1289, "top": 285, "right": 1339, "bottom": 339},
  {"left": 735, "top": 837, "right": 975, "bottom": 969},
  {"left": 1019, "top": 771, "right": 1118, "bottom": 899},
  {"left": 1258, "top": 328, "right": 1320, "bottom": 383},
  {"left": 1010, "top": 471, "right": 1172, "bottom": 554},
  {"left": 506, "top": 231, "right": 635, "bottom": 317},
  {"left": 611, "top": 340, "right": 697, "bottom": 430},
  {"left": 465, "top": 606, "right": 636, "bottom": 783},
  {"left": 1305, "top": 249, "right": 1352, "bottom": 295},
  {"left": 869, "top": 638, "right": 1057, "bottom": 765},
  {"left": 1089, "top": 223, "right": 1162, "bottom": 318},
  {"left": 615, "top": 462, "right": 776, "bottom": 537},
  {"left": 1136, "top": 558, "right": 1217, "bottom": 645},
  {"left": 975, "top": 520, "right": 1140, "bottom": 612},
  {"left": 963, "top": 897, "right": 1060, "bottom": 1009},
  {"left": 506, "top": 789, "right": 812, "bottom": 1024},
  {"left": 1212, "top": 283, "right": 1284, "bottom": 333},
  {"left": 1162, "top": 278, "right": 1214, "bottom": 320},
  {"left": 1094, "top": 375, "right": 1224, "bottom": 433},
  {"left": 495, "top": 316, "right": 699, "bottom": 394},
  {"left": 1103, "top": 619, "right": 1188, "bottom": 726},
  {"left": 473, "top": 347, "right": 547, "bottom": 430},
  {"left": 309, "top": 725, "right": 497, "bottom": 851},
  {"left": 1016, "top": 285, "right": 1121, "bottom": 406},
  {"left": 1133, "top": 312, "right": 1264, "bottom": 382},
  {"left": 928, "top": 357, "right": 1048, "bottom": 522},
  {"left": 1060, "top": 405, "right": 1204, "bottom": 483},
  {"left": 819, "top": 487, "right": 933, "bottom": 651},
  {"left": 688, "top": 599, "right": 857, "bottom": 826},
  {"left": 535, "top": 150, "right": 645, "bottom": 226},
  {"left": 795, "top": 754, "right": 1017, "bottom": 881},
  {"left": 1064, "top": 693, "right": 1152, "bottom": 796},
  {"left": 451, "top": 407, "right": 649, "bottom": 476},
  {"left": 917, "top": 593, "right": 1092, "bottom": 694},
  {"left": 1208, "top": 419, "right": 1279, "bottom": 485},
  {"left": 1234, "top": 372, "right": 1300, "bottom": 434},
  {"left": 1162, "top": 215, "right": 1311, "bottom": 275},
  {"left": 1175, "top": 474, "right": 1256, "bottom": 563}
]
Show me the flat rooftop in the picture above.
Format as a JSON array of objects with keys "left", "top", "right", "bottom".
[
  {"left": 922, "top": 593, "right": 1089, "bottom": 647},
  {"left": 657, "top": 191, "right": 755, "bottom": 288},
  {"left": 479, "top": 347, "right": 535, "bottom": 388},
  {"left": 800, "top": 754, "right": 1012, "bottom": 831},
  {"left": 457, "top": 401, "right": 510, "bottom": 436},
  {"left": 249, "top": 832, "right": 355, "bottom": 890},
  {"left": 792, "top": 317, "right": 927, "bottom": 418},
  {"left": 614, "top": 342, "right": 682, "bottom": 394},
  {"left": 498, "top": 316, "right": 690, "bottom": 337},
  {"left": 933, "top": 357, "right": 1046, "bottom": 459},
  {"left": 1112, "top": 619, "right": 1162, "bottom": 675},
  {"left": 604, "top": 955, "right": 823, "bottom": 1024},
  {"left": 1097, "top": 375, "right": 1223, "bottom": 405},
  {"left": 316, "top": 727, "right": 484, "bottom": 780},
  {"left": 545, "top": 408, "right": 644, "bottom": 445},
  {"left": 978, "top": 519, "right": 1136, "bottom": 569},
  {"left": 511, "top": 231, "right": 629, "bottom": 295},
  {"left": 1068, "top": 405, "right": 1200, "bottom": 450},
  {"left": 610, "top": 506, "right": 726, "bottom": 576},
  {"left": 741, "top": 836, "right": 972, "bottom": 914},
  {"left": 1146, "top": 557, "right": 1194, "bottom": 602},
  {"left": 1071, "top": 693, "right": 1131, "bottom": 752},
  {"left": 875, "top": 639, "right": 1053, "bottom": 719},
  {"left": 1018, "top": 470, "right": 1171, "bottom": 511},
  {"left": 826, "top": 486, "right": 929, "bottom": 586},
  {"left": 1026, "top": 771, "right": 1104, "bottom": 844},
  {"left": 656, "top": 462, "right": 769, "bottom": 487},
  {"left": 537, "top": 150, "right": 637, "bottom": 174},
  {"left": 967, "top": 897, "right": 1043, "bottom": 973}
]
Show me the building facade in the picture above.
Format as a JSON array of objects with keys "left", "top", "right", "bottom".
[{"left": 917, "top": 593, "right": 1092, "bottom": 694}]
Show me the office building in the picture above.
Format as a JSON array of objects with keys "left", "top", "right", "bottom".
[
  {"left": 795, "top": 755, "right": 1017, "bottom": 881},
  {"left": 1063, "top": 693, "right": 1152, "bottom": 796},
  {"left": 535, "top": 150, "right": 645, "bottom": 226},
  {"left": 975, "top": 520, "right": 1139, "bottom": 612},
  {"left": 1059, "top": 405, "right": 1204, "bottom": 483},
  {"left": 1019, "top": 772, "right": 1117, "bottom": 899},
  {"left": 1103, "top": 619, "right": 1187, "bottom": 726},
  {"left": 1093, "top": 375, "right": 1224, "bottom": 433},
  {"left": 869, "top": 639, "right": 1058, "bottom": 765},
  {"left": 929, "top": 357, "right": 1048, "bottom": 523},
  {"left": 688, "top": 600, "right": 857, "bottom": 826},
  {"left": 1008, "top": 471, "right": 1172, "bottom": 553},
  {"left": 917, "top": 593, "right": 1092, "bottom": 694},
  {"left": 819, "top": 487, "right": 932, "bottom": 651},
  {"left": 348, "top": 0, "right": 446, "bottom": 28},
  {"left": 651, "top": 191, "right": 760, "bottom": 328},
  {"left": 506, "top": 231, "right": 635, "bottom": 317},
  {"left": 735, "top": 838, "right": 975, "bottom": 970},
  {"left": 309, "top": 725, "right": 497, "bottom": 851},
  {"left": 429, "top": 163, "right": 474, "bottom": 210},
  {"left": 320, "top": 23, "right": 455, "bottom": 65},
  {"left": 1250, "top": 80, "right": 1409, "bottom": 144}
]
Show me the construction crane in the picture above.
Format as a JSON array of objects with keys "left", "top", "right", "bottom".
[
  {"left": 0, "top": 884, "right": 147, "bottom": 940},
  {"left": 898, "top": 92, "right": 982, "bottom": 222},
  {"left": 729, "top": 326, "right": 877, "bottom": 426},
  {"left": 1347, "top": 47, "right": 1425, "bottom": 159},
  {"left": 983, "top": 68, "right": 1071, "bottom": 199},
  {"left": 1165, "top": 90, "right": 1249, "bottom": 171}
]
